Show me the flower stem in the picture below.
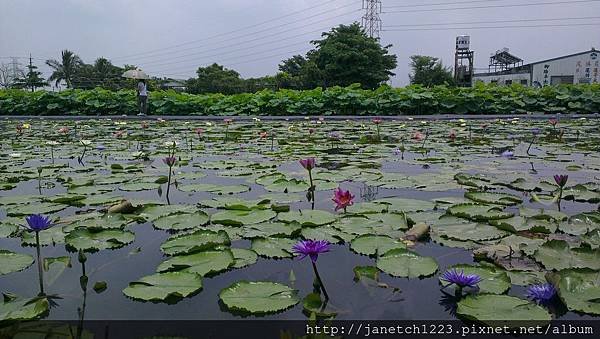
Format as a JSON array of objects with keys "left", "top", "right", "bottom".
[
  {"left": 35, "top": 231, "right": 45, "bottom": 296},
  {"left": 557, "top": 188, "right": 563, "bottom": 212},
  {"left": 311, "top": 261, "right": 329, "bottom": 301},
  {"left": 166, "top": 166, "right": 172, "bottom": 205}
]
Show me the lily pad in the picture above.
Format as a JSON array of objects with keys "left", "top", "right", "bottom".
[
  {"left": 0, "top": 294, "right": 49, "bottom": 321},
  {"left": 447, "top": 203, "right": 513, "bottom": 221},
  {"left": 211, "top": 209, "right": 276, "bottom": 227},
  {"left": 219, "top": 281, "right": 299, "bottom": 314},
  {"left": 153, "top": 211, "right": 210, "bottom": 231},
  {"left": 350, "top": 235, "right": 406, "bottom": 256},
  {"left": 376, "top": 248, "right": 438, "bottom": 278},
  {"left": 534, "top": 240, "right": 600, "bottom": 270},
  {"left": 456, "top": 294, "right": 551, "bottom": 325},
  {"left": 251, "top": 237, "right": 296, "bottom": 259},
  {"left": 278, "top": 210, "right": 337, "bottom": 227},
  {"left": 160, "top": 229, "right": 231, "bottom": 256},
  {"left": 0, "top": 250, "right": 34, "bottom": 275},
  {"left": 123, "top": 272, "right": 203, "bottom": 302},
  {"left": 157, "top": 250, "right": 235, "bottom": 276},
  {"left": 65, "top": 229, "right": 135, "bottom": 252},
  {"left": 547, "top": 269, "right": 600, "bottom": 315}
]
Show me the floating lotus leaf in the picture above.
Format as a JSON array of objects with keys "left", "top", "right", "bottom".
[
  {"left": 376, "top": 248, "right": 438, "bottom": 278},
  {"left": 534, "top": 240, "right": 600, "bottom": 270},
  {"left": 490, "top": 216, "right": 557, "bottom": 234},
  {"left": 562, "top": 184, "right": 600, "bottom": 203},
  {"left": 199, "top": 197, "right": 270, "bottom": 210},
  {"left": 456, "top": 294, "right": 551, "bottom": 325},
  {"left": 138, "top": 204, "right": 196, "bottom": 222},
  {"left": 219, "top": 281, "right": 299, "bottom": 314},
  {"left": 251, "top": 237, "right": 296, "bottom": 258},
  {"left": 433, "top": 216, "right": 508, "bottom": 241},
  {"left": 243, "top": 222, "right": 300, "bottom": 239},
  {"left": 21, "top": 226, "right": 66, "bottom": 246},
  {"left": 446, "top": 203, "right": 513, "bottom": 221},
  {"left": 371, "top": 198, "right": 436, "bottom": 213},
  {"left": 547, "top": 269, "right": 600, "bottom": 315},
  {"left": 350, "top": 235, "right": 406, "bottom": 256},
  {"left": 0, "top": 250, "right": 34, "bottom": 275},
  {"left": 160, "top": 229, "right": 231, "bottom": 256},
  {"left": 123, "top": 272, "right": 203, "bottom": 302},
  {"left": 301, "top": 226, "right": 347, "bottom": 244},
  {"left": 519, "top": 207, "right": 567, "bottom": 221},
  {"left": 231, "top": 248, "right": 258, "bottom": 269},
  {"left": 153, "top": 211, "right": 210, "bottom": 230},
  {"left": 464, "top": 191, "right": 522, "bottom": 206},
  {"left": 0, "top": 294, "right": 49, "bottom": 321},
  {"left": 119, "top": 182, "right": 161, "bottom": 191},
  {"left": 6, "top": 202, "right": 67, "bottom": 217},
  {"left": 277, "top": 210, "right": 336, "bottom": 227},
  {"left": 440, "top": 264, "right": 511, "bottom": 294},
  {"left": 65, "top": 229, "right": 135, "bottom": 252},
  {"left": 157, "top": 250, "right": 235, "bottom": 276},
  {"left": 211, "top": 209, "right": 276, "bottom": 226}
]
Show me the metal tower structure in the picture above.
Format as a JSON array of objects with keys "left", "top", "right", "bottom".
[{"left": 361, "top": 0, "right": 382, "bottom": 38}]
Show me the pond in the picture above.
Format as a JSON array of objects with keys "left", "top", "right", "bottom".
[{"left": 1, "top": 117, "right": 599, "bottom": 331}]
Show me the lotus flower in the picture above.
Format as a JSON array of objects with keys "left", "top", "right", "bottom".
[
  {"left": 332, "top": 187, "right": 354, "bottom": 212},
  {"left": 413, "top": 132, "right": 424, "bottom": 141},
  {"left": 441, "top": 269, "right": 482, "bottom": 288},
  {"left": 292, "top": 240, "right": 330, "bottom": 262},
  {"left": 372, "top": 118, "right": 382, "bottom": 125},
  {"left": 141, "top": 122, "right": 149, "bottom": 129},
  {"left": 549, "top": 118, "right": 558, "bottom": 126},
  {"left": 554, "top": 174, "right": 568, "bottom": 187},
  {"left": 58, "top": 127, "right": 69, "bottom": 134},
  {"left": 526, "top": 283, "right": 556, "bottom": 304},
  {"left": 26, "top": 214, "right": 53, "bottom": 232},
  {"left": 449, "top": 130, "right": 456, "bottom": 141},
  {"left": 195, "top": 128, "right": 203, "bottom": 135},
  {"left": 299, "top": 158, "right": 316, "bottom": 171},
  {"left": 259, "top": 131, "right": 268, "bottom": 139},
  {"left": 224, "top": 118, "right": 233, "bottom": 125}
]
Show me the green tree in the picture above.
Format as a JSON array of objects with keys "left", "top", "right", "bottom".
[
  {"left": 278, "top": 55, "right": 307, "bottom": 78},
  {"left": 14, "top": 59, "right": 47, "bottom": 92},
  {"left": 186, "top": 63, "right": 245, "bottom": 94},
  {"left": 409, "top": 55, "right": 455, "bottom": 87},
  {"left": 46, "top": 50, "right": 83, "bottom": 88},
  {"left": 305, "top": 23, "right": 397, "bottom": 89}
]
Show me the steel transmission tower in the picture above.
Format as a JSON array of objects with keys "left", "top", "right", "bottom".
[{"left": 361, "top": 0, "right": 382, "bottom": 38}]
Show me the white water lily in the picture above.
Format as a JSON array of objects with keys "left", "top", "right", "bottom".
[
  {"left": 164, "top": 141, "right": 179, "bottom": 148},
  {"left": 458, "top": 119, "right": 466, "bottom": 123},
  {"left": 9, "top": 153, "right": 21, "bottom": 158},
  {"left": 421, "top": 120, "right": 428, "bottom": 125},
  {"left": 407, "top": 117, "right": 414, "bottom": 121},
  {"left": 115, "top": 121, "right": 127, "bottom": 126},
  {"left": 205, "top": 122, "right": 213, "bottom": 126}
]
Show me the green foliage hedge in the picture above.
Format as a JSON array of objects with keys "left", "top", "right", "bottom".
[{"left": 1, "top": 83, "right": 599, "bottom": 116}]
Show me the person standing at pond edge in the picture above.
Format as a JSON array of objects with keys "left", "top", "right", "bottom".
[{"left": 137, "top": 79, "right": 148, "bottom": 115}]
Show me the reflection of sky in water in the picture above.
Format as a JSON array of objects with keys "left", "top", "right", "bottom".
[{"left": 0, "top": 118, "right": 599, "bottom": 321}]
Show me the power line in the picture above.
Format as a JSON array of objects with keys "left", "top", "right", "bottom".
[
  {"left": 111, "top": 0, "right": 356, "bottom": 61},
  {"left": 383, "top": 22, "right": 600, "bottom": 31},
  {"left": 384, "top": 16, "right": 600, "bottom": 27},
  {"left": 138, "top": 9, "right": 361, "bottom": 68},
  {"left": 382, "top": 0, "right": 600, "bottom": 14},
  {"left": 385, "top": 0, "right": 507, "bottom": 9}
]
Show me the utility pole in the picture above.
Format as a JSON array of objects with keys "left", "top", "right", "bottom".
[
  {"left": 29, "top": 54, "right": 34, "bottom": 92},
  {"left": 361, "top": 0, "right": 382, "bottom": 39}
]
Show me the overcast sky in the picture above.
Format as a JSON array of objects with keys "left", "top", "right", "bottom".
[{"left": 1, "top": 0, "right": 599, "bottom": 86}]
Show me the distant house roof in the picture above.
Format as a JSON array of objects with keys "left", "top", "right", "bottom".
[
  {"left": 491, "top": 50, "right": 523, "bottom": 65},
  {"left": 526, "top": 48, "right": 597, "bottom": 66}
]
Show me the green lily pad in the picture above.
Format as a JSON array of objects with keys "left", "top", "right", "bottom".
[
  {"left": 350, "top": 235, "right": 406, "bottom": 256},
  {"left": 243, "top": 222, "right": 300, "bottom": 239},
  {"left": 0, "top": 294, "right": 49, "bottom": 321},
  {"left": 153, "top": 211, "right": 210, "bottom": 231},
  {"left": 160, "top": 229, "right": 231, "bottom": 256},
  {"left": 219, "top": 281, "right": 299, "bottom": 314},
  {"left": 447, "top": 203, "right": 513, "bottom": 221},
  {"left": 123, "top": 272, "right": 203, "bottom": 302},
  {"left": 465, "top": 191, "right": 522, "bottom": 206},
  {"left": 65, "top": 229, "right": 135, "bottom": 252},
  {"left": 376, "top": 248, "right": 438, "bottom": 278},
  {"left": 157, "top": 250, "right": 234, "bottom": 276},
  {"left": 547, "top": 269, "right": 600, "bottom": 315},
  {"left": 211, "top": 209, "right": 276, "bottom": 227},
  {"left": 456, "top": 294, "right": 551, "bottom": 325},
  {"left": 0, "top": 250, "right": 34, "bottom": 275},
  {"left": 251, "top": 237, "right": 296, "bottom": 259},
  {"left": 534, "top": 240, "right": 600, "bottom": 270},
  {"left": 231, "top": 248, "right": 258, "bottom": 269},
  {"left": 278, "top": 210, "right": 337, "bottom": 227}
]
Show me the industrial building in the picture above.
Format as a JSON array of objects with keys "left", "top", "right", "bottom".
[{"left": 471, "top": 48, "right": 599, "bottom": 87}]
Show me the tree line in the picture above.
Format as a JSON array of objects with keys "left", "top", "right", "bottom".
[{"left": 1, "top": 23, "right": 456, "bottom": 93}]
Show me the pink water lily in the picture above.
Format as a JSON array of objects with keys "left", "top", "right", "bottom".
[
  {"left": 333, "top": 187, "right": 354, "bottom": 212},
  {"left": 299, "top": 158, "right": 316, "bottom": 171}
]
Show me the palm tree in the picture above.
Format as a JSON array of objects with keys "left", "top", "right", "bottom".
[{"left": 46, "top": 50, "right": 82, "bottom": 88}]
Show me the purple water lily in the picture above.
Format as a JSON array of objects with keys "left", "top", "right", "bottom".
[
  {"left": 501, "top": 150, "right": 514, "bottom": 158},
  {"left": 441, "top": 269, "right": 483, "bottom": 289},
  {"left": 293, "top": 239, "right": 331, "bottom": 300},
  {"left": 299, "top": 158, "right": 316, "bottom": 171},
  {"left": 526, "top": 283, "right": 556, "bottom": 304},
  {"left": 26, "top": 214, "right": 54, "bottom": 296},
  {"left": 292, "top": 239, "right": 330, "bottom": 262},
  {"left": 554, "top": 174, "right": 568, "bottom": 188},
  {"left": 26, "top": 214, "right": 53, "bottom": 232}
]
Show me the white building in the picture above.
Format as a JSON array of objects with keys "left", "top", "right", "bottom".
[{"left": 473, "top": 48, "right": 599, "bottom": 87}]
